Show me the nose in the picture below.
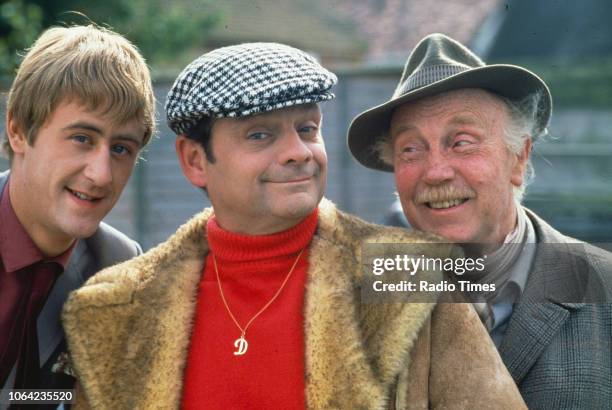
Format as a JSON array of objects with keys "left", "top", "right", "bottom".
[
  {"left": 84, "top": 148, "right": 113, "bottom": 187},
  {"left": 278, "top": 129, "right": 314, "bottom": 165},
  {"left": 422, "top": 149, "right": 455, "bottom": 185}
]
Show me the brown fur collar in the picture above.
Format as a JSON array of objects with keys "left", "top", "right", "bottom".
[{"left": 63, "top": 199, "right": 454, "bottom": 409}]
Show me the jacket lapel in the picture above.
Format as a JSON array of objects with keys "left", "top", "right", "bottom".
[
  {"left": 39, "top": 219, "right": 142, "bottom": 369},
  {"left": 0, "top": 171, "right": 7, "bottom": 193},
  {"left": 304, "top": 202, "right": 438, "bottom": 409},
  {"left": 499, "top": 301, "right": 569, "bottom": 383},
  {"left": 304, "top": 232, "right": 388, "bottom": 409},
  {"left": 37, "top": 241, "right": 89, "bottom": 367},
  {"left": 499, "top": 209, "right": 585, "bottom": 384}
]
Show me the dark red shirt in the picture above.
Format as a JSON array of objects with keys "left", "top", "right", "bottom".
[{"left": 0, "top": 179, "right": 73, "bottom": 388}]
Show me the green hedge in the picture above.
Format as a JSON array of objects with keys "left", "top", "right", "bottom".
[{"left": 499, "top": 58, "right": 612, "bottom": 109}]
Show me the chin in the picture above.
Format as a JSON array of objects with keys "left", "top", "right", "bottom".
[
  {"left": 279, "top": 197, "right": 319, "bottom": 219},
  {"left": 418, "top": 224, "right": 475, "bottom": 243},
  {"left": 62, "top": 221, "right": 101, "bottom": 239},
  {"left": 443, "top": 232, "right": 483, "bottom": 245}
]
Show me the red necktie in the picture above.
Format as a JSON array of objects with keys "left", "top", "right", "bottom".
[{"left": 13, "top": 262, "right": 59, "bottom": 389}]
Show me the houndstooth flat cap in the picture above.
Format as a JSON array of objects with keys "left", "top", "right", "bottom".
[{"left": 165, "top": 42, "right": 338, "bottom": 135}]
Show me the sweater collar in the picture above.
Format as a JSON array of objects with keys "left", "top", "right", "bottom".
[{"left": 206, "top": 209, "right": 318, "bottom": 262}]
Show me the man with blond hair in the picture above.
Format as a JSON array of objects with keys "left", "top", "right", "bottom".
[{"left": 0, "top": 24, "right": 155, "bottom": 395}]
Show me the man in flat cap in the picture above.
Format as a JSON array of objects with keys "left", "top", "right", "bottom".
[
  {"left": 348, "top": 33, "right": 612, "bottom": 408},
  {"left": 63, "top": 42, "right": 525, "bottom": 409},
  {"left": 0, "top": 24, "right": 154, "bottom": 399}
]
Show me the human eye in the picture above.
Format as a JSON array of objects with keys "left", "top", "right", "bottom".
[
  {"left": 452, "top": 133, "right": 477, "bottom": 149},
  {"left": 397, "top": 144, "right": 423, "bottom": 162},
  {"left": 111, "top": 144, "right": 132, "bottom": 156},
  {"left": 71, "top": 134, "right": 91, "bottom": 145},
  {"left": 398, "top": 139, "right": 422, "bottom": 154},
  {"left": 298, "top": 124, "right": 318, "bottom": 134},
  {"left": 247, "top": 131, "right": 270, "bottom": 141},
  {"left": 393, "top": 135, "right": 425, "bottom": 162}
]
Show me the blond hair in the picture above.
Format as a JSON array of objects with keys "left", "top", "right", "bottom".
[{"left": 3, "top": 24, "right": 155, "bottom": 161}]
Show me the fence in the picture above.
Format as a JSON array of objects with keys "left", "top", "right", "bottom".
[{"left": 1, "top": 71, "right": 611, "bottom": 249}]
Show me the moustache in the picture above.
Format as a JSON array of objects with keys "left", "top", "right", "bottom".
[{"left": 415, "top": 184, "right": 476, "bottom": 204}]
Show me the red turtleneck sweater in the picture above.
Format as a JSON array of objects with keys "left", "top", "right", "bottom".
[{"left": 182, "top": 211, "right": 318, "bottom": 409}]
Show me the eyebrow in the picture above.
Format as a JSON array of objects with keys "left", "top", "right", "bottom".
[
  {"left": 391, "top": 114, "right": 486, "bottom": 141},
  {"left": 112, "top": 135, "right": 143, "bottom": 147},
  {"left": 63, "top": 122, "right": 103, "bottom": 134},
  {"left": 63, "top": 122, "right": 143, "bottom": 146}
]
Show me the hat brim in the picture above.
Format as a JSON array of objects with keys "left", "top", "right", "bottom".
[{"left": 347, "top": 64, "right": 552, "bottom": 172}]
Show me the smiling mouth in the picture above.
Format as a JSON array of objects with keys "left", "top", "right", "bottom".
[
  {"left": 268, "top": 176, "right": 312, "bottom": 183},
  {"left": 67, "top": 188, "right": 101, "bottom": 202},
  {"left": 425, "top": 198, "right": 469, "bottom": 209},
  {"left": 286, "top": 177, "right": 311, "bottom": 183}
]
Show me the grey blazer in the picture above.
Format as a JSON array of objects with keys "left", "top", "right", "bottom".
[
  {"left": 0, "top": 170, "right": 142, "bottom": 391},
  {"left": 499, "top": 208, "right": 612, "bottom": 409}
]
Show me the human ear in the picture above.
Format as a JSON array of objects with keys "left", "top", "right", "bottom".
[
  {"left": 510, "top": 137, "right": 532, "bottom": 187},
  {"left": 6, "top": 113, "right": 28, "bottom": 154},
  {"left": 175, "top": 135, "right": 209, "bottom": 188}
]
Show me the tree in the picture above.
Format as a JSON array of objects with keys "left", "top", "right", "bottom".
[
  {"left": 0, "top": 0, "right": 43, "bottom": 81},
  {"left": 0, "top": 0, "right": 221, "bottom": 78},
  {"left": 119, "top": 0, "right": 221, "bottom": 72}
]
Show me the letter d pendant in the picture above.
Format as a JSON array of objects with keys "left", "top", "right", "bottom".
[{"left": 233, "top": 335, "right": 248, "bottom": 356}]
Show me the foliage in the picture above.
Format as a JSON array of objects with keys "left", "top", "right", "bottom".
[
  {"left": 25, "top": 0, "right": 131, "bottom": 28},
  {"left": 0, "top": 0, "right": 43, "bottom": 82},
  {"left": 122, "top": 0, "right": 220, "bottom": 68},
  {"left": 497, "top": 57, "right": 612, "bottom": 109},
  {"left": 0, "top": 0, "right": 221, "bottom": 78}
]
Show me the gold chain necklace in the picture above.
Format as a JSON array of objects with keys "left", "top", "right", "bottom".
[{"left": 213, "top": 248, "right": 305, "bottom": 356}]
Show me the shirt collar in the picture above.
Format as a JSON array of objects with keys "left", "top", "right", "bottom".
[
  {"left": 0, "top": 178, "right": 74, "bottom": 273},
  {"left": 493, "top": 207, "right": 537, "bottom": 303}
]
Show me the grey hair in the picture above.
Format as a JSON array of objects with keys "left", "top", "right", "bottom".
[
  {"left": 373, "top": 132, "right": 394, "bottom": 167},
  {"left": 499, "top": 89, "right": 548, "bottom": 202},
  {"left": 374, "top": 89, "right": 548, "bottom": 203}
]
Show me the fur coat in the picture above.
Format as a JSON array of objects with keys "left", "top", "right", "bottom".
[{"left": 62, "top": 199, "right": 525, "bottom": 409}]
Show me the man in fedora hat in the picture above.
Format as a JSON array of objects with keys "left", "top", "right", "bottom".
[
  {"left": 348, "top": 33, "right": 612, "bottom": 408},
  {"left": 62, "top": 42, "right": 526, "bottom": 409}
]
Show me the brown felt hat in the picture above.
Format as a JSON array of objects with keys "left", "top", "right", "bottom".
[{"left": 347, "top": 33, "right": 552, "bottom": 172}]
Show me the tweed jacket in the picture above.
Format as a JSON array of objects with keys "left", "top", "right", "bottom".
[
  {"left": 63, "top": 199, "right": 525, "bottom": 409},
  {"left": 498, "top": 209, "right": 612, "bottom": 409},
  {"left": 0, "top": 170, "right": 141, "bottom": 393}
]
